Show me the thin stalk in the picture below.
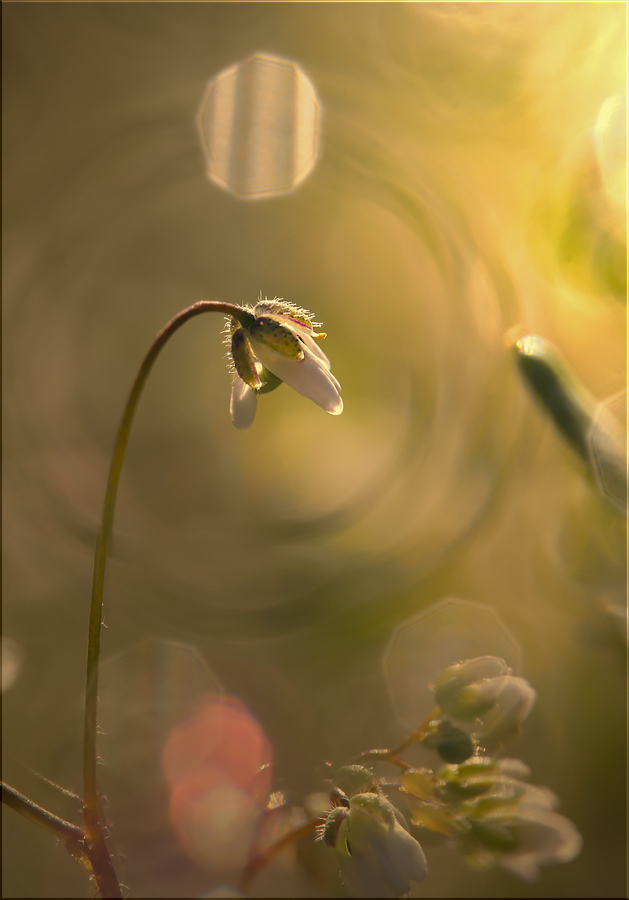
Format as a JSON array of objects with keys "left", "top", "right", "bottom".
[
  {"left": 2, "top": 781, "right": 86, "bottom": 844},
  {"left": 83, "top": 300, "right": 248, "bottom": 898},
  {"left": 351, "top": 707, "right": 441, "bottom": 768}
]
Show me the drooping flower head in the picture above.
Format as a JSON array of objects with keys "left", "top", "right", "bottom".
[{"left": 224, "top": 296, "right": 343, "bottom": 429}]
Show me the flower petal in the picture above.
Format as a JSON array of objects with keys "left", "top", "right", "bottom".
[
  {"left": 338, "top": 816, "right": 427, "bottom": 898},
  {"left": 381, "top": 821, "right": 428, "bottom": 888},
  {"left": 294, "top": 328, "right": 332, "bottom": 368},
  {"left": 249, "top": 338, "right": 343, "bottom": 416},
  {"left": 496, "top": 808, "right": 582, "bottom": 881},
  {"left": 230, "top": 377, "right": 257, "bottom": 429}
]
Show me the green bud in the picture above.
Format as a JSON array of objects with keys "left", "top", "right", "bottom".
[
  {"left": 434, "top": 657, "right": 510, "bottom": 714},
  {"left": 442, "top": 757, "right": 496, "bottom": 779},
  {"left": 249, "top": 315, "right": 305, "bottom": 360},
  {"left": 459, "top": 785, "right": 525, "bottom": 819},
  {"left": 468, "top": 820, "right": 517, "bottom": 853},
  {"left": 440, "top": 684, "right": 500, "bottom": 721},
  {"left": 332, "top": 766, "right": 379, "bottom": 799},
  {"left": 438, "top": 762, "right": 498, "bottom": 800},
  {"left": 423, "top": 720, "right": 477, "bottom": 764}
]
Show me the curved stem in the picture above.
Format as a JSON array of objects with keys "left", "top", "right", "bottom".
[{"left": 83, "top": 300, "right": 247, "bottom": 898}]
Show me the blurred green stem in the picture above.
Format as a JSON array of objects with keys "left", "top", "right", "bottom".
[{"left": 83, "top": 300, "right": 249, "bottom": 898}]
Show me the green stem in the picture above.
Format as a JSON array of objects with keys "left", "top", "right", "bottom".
[{"left": 83, "top": 300, "right": 247, "bottom": 898}]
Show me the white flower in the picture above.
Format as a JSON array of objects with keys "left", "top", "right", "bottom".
[
  {"left": 226, "top": 297, "right": 343, "bottom": 429},
  {"left": 320, "top": 793, "right": 428, "bottom": 899}
]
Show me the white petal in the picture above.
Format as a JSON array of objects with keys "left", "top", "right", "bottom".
[
  {"left": 480, "top": 676, "right": 537, "bottom": 749},
  {"left": 338, "top": 820, "right": 427, "bottom": 898},
  {"left": 496, "top": 809, "right": 582, "bottom": 881},
  {"left": 230, "top": 377, "right": 257, "bottom": 429},
  {"left": 270, "top": 316, "right": 336, "bottom": 377},
  {"left": 299, "top": 333, "right": 343, "bottom": 393},
  {"left": 385, "top": 821, "right": 428, "bottom": 885},
  {"left": 249, "top": 338, "right": 343, "bottom": 416},
  {"left": 297, "top": 330, "right": 332, "bottom": 369}
]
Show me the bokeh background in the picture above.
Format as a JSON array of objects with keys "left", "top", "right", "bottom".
[{"left": 2, "top": 3, "right": 626, "bottom": 898}]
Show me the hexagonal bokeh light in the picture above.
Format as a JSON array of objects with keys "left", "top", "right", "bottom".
[
  {"left": 98, "top": 637, "right": 224, "bottom": 783},
  {"left": 383, "top": 598, "right": 521, "bottom": 733},
  {"left": 198, "top": 53, "right": 321, "bottom": 199},
  {"left": 587, "top": 389, "right": 628, "bottom": 514}
]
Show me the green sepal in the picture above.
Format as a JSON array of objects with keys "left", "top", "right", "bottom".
[
  {"left": 231, "top": 329, "right": 262, "bottom": 389},
  {"left": 249, "top": 315, "right": 304, "bottom": 360},
  {"left": 257, "top": 368, "right": 283, "bottom": 395},
  {"left": 319, "top": 806, "right": 348, "bottom": 848}
]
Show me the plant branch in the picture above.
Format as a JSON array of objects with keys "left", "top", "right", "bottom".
[{"left": 2, "top": 782, "right": 86, "bottom": 844}]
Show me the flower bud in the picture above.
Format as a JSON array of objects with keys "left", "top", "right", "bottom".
[
  {"left": 423, "top": 720, "right": 477, "bottom": 764},
  {"left": 432, "top": 658, "right": 536, "bottom": 751},
  {"left": 434, "top": 657, "right": 511, "bottom": 716},
  {"left": 333, "top": 766, "right": 379, "bottom": 799},
  {"left": 329, "top": 793, "right": 428, "bottom": 898}
]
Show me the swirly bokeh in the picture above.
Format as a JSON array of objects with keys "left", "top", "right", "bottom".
[{"left": 3, "top": 5, "right": 626, "bottom": 898}]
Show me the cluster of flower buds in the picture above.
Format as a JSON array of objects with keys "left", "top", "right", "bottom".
[
  {"left": 312, "top": 658, "right": 581, "bottom": 897},
  {"left": 404, "top": 756, "right": 582, "bottom": 882},
  {"left": 225, "top": 296, "right": 343, "bottom": 428}
]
